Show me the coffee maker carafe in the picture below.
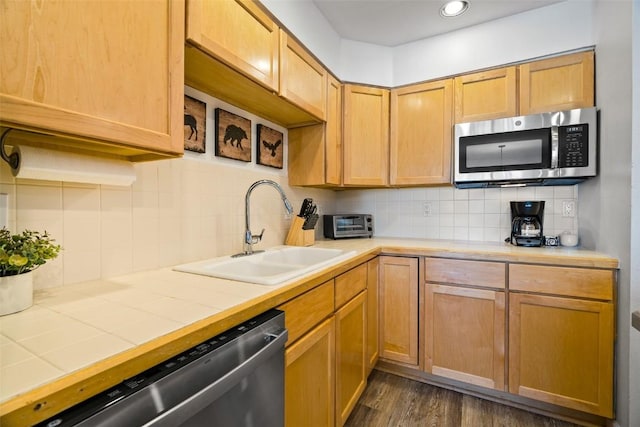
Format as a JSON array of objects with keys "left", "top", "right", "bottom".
[{"left": 510, "top": 201, "right": 545, "bottom": 247}]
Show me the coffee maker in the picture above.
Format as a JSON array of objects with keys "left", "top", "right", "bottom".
[{"left": 510, "top": 201, "right": 545, "bottom": 247}]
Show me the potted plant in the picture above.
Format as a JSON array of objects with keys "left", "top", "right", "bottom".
[{"left": 0, "top": 228, "right": 61, "bottom": 316}]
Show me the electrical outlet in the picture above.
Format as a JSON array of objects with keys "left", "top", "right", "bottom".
[
  {"left": 562, "top": 200, "right": 576, "bottom": 218},
  {"left": 423, "top": 202, "right": 432, "bottom": 217}
]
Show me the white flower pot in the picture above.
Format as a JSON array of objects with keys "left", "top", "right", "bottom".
[{"left": 0, "top": 272, "right": 34, "bottom": 316}]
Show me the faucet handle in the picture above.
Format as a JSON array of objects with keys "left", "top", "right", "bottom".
[{"left": 251, "top": 228, "right": 265, "bottom": 244}]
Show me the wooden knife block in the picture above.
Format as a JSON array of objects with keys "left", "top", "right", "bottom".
[{"left": 285, "top": 216, "right": 315, "bottom": 246}]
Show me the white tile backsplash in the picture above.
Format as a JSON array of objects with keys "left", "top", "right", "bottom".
[{"left": 338, "top": 185, "right": 580, "bottom": 242}]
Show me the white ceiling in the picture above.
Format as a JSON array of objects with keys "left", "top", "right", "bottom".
[{"left": 312, "top": 0, "right": 565, "bottom": 46}]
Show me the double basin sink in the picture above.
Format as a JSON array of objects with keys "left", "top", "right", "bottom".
[{"left": 173, "top": 246, "right": 356, "bottom": 285}]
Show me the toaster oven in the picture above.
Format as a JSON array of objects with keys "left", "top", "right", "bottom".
[{"left": 323, "top": 214, "right": 373, "bottom": 239}]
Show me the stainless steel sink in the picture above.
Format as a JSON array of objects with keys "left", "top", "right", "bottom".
[{"left": 173, "top": 246, "right": 356, "bottom": 285}]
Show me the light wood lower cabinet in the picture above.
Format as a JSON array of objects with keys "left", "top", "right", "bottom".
[
  {"left": 285, "top": 317, "right": 336, "bottom": 427},
  {"left": 508, "top": 264, "right": 614, "bottom": 418},
  {"left": 281, "top": 259, "right": 374, "bottom": 427},
  {"left": 424, "top": 284, "right": 505, "bottom": 390},
  {"left": 366, "top": 257, "right": 380, "bottom": 374},
  {"left": 335, "top": 291, "right": 367, "bottom": 427},
  {"left": 379, "top": 256, "right": 419, "bottom": 366}
]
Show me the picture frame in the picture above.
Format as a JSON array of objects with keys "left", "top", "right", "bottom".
[
  {"left": 256, "top": 124, "right": 284, "bottom": 169},
  {"left": 183, "top": 95, "right": 206, "bottom": 153},
  {"left": 215, "top": 108, "right": 252, "bottom": 162}
]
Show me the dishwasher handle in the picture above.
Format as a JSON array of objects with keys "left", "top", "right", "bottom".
[{"left": 144, "top": 328, "right": 288, "bottom": 427}]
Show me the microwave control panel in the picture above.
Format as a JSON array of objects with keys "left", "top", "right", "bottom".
[{"left": 558, "top": 124, "right": 589, "bottom": 168}]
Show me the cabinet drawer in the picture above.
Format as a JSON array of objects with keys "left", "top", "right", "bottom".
[
  {"left": 509, "top": 264, "right": 614, "bottom": 300},
  {"left": 335, "top": 263, "right": 367, "bottom": 309},
  {"left": 425, "top": 258, "right": 506, "bottom": 289},
  {"left": 278, "top": 279, "right": 334, "bottom": 345}
]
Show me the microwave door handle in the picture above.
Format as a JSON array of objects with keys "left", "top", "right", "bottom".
[{"left": 551, "top": 126, "right": 559, "bottom": 169}]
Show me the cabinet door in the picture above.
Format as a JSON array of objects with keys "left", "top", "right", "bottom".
[
  {"left": 287, "top": 75, "right": 342, "bottom": 187},
  {"left": 285, "top": 317, "right": 335, "bottom": 427},
  {"left": 325, "top": 75, "right": 343, "bottom": 186},
  {"left": 509, "top": 293, "right": 614, "bottom": 417},
  {"left": 343, "top": 85, "right": 390, "bottom": 186},
  {"left": 519, "top": 51, "right": 594, "bottom": 115},
  {"left": 186, "top": 0, "right": 279, "bottom": 91},
  {"left": 424, "top": 284, "right": 505, "bottom": 390},
  {"left": 366, "top": 257, "right": 380, "bottom": 374},
  {"left": 280, "top": 31, "right": 327, "bottom": 120},
  {"left": 278, "top": 279, "right": 334, "bottom": 345},
  {"left": 390, "top": 79, "right": 453, "bottom": 186},
  {"left": 0, "top": 0, "right": 184, "bottom": 158},
  {"left": 335, "top": 291, "right": 367, "bottom": 427},
  {"left": 453, "top": 67, "right": 517, "bottom": 123},
  {"left": 379, "top": 256, "right": 419, "bottom": 366}
]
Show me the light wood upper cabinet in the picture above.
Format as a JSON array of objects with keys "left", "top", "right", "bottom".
[
  {"left": 454, "top": 67, "right": 517, "bottom": 123},
  {"left": 186, "top": 0, "right": 279, "bottom": 91},
  {"left": 343, "top": 84, "right": 390, "bottom": 187},
  {"left": 0, "top": 0, "right": 184, "bottom": 160},
  {"left": 519, "top": 51, "right": 594, "bottom": 115},
  {"left": 390, "top": 79, "right": 453, "bottom": 186},
  {"left": 508, "top": 263, "right": 614, "bottom": 417},
  {"left": 280, "top": 31, "right": 327, "bottom": 120},
  {"left": 288, "top": 75, "right": 342, "bottom": 187},
  {"left": 285, "top": 317, "right": 336, "bottom": 427},
  {"left": 379, "top": 256, "right": 419, "bottom": 367}
]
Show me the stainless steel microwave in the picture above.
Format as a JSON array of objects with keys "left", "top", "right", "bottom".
[{"left": 454, "top": 107, "right": 597, "bottom": 188}]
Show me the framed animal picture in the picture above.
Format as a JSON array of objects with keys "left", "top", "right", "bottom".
[
  {"left": 215, "top": 108, "right": 251, "bottom": 162},
  {"left": 184, "top": 95, "right": 206, "bottom": 153},
  {"left": 257, "top": 124, "right": 284, "bottom": 169}
]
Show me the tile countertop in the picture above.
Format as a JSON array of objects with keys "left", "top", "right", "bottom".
[{"left": 0, "top": 238, "right": 618, "bottom": 424}]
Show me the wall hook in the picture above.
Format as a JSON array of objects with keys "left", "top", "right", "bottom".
[{"left": 0, "top": 129, "right": 20, "bottom": 170}]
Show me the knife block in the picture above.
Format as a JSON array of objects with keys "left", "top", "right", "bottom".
[{"left": 285, "top": 216, "right": 315, "bottom": 246}]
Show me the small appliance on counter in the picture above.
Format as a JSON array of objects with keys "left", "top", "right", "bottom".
[
  {"left": 509, "top": 201, "right": 545, "bottom": 247},
  {"left": 323, "top": 214, "right": 373, "bottom": 239}
]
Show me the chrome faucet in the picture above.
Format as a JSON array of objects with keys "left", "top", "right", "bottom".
[{"left": 233, "top": 179, "right": 294, "bottom": 257}]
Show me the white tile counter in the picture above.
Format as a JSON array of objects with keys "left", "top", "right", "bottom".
[{"left": 0, "top": 238, "right": 618, "bottom": 425}]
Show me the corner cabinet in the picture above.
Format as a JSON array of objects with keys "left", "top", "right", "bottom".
[
  {"left": 288, "top": 75, "right": 342, "bottom": 187},
  {"left": 423, "top": 258, "right": 506, "bottom": 391},
  {"left": 343, "top": 85, "right": 390, "bottom": 187},
  {"left": 0, "top": 0, "right": 184, "bottom": 160},
  {"left": 519, "top": 51, "right": 594, "bottom": 115},
  {"left": 390, "top": 79, "right": 453, "bottom": 186},
  {"left": 378, "top": 256, "right": 419, "bottom": 367},
  {"left": 279, "top": 259, "right": 374, "bottom": 427},
  {"left": 508, "top": 264, "right": 614, "bottom": 418}
]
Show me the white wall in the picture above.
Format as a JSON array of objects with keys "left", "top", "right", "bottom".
[
  {"left": 579, "top": 2, "right": 634, "bottom": 426},
  {"left": 629, "top": 2, "right": 640, "bottom": 427},
  {"left": 392, "top": 0, "right": 595, "bottom": 85}
]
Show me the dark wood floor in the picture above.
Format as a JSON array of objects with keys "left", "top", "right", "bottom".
[{"left": 345, "top": 370, "right": 580, "bottom": 427}]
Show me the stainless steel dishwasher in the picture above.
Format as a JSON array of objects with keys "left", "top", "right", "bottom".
[{"left": 37, "top": 309, "right": 287, "bottom": 427}]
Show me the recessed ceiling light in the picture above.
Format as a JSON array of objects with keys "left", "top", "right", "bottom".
[{"left": 440, "top": 0, "right": 469, "bottom": 17}]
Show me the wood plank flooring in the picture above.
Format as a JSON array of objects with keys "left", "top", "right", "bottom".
[{"left": 345, "top": 370, "right": 580, "bottom": 427}]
